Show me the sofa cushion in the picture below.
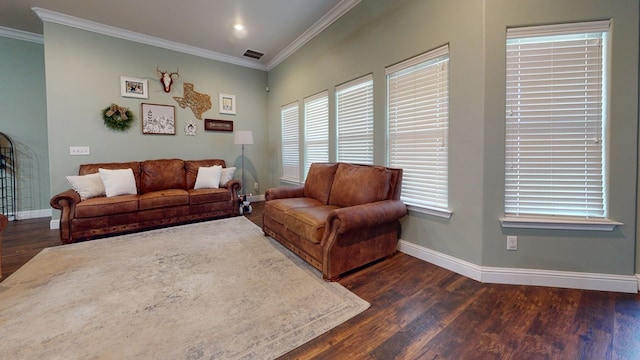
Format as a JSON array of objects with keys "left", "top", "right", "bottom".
[
  {"left": 188, "top": 188, "right": 231, "bottom": 205},
  {"left": 66, "top": 173, "right": 105, "bottom": 200},
  {"left": 303, "top": 163, "right": 339, "bottom": 204},
  {"left": 99, "top": 168, "right": 138, "bottom": 197},
  {"left": 141, "top": 159, "right": 186, "bottom": 193},
  {"left": 264, "top": 197, "right": 325, "bottom": 225},
  {"left": 194, "top": 165, "right": 222, "bottom": 189},
  {"left": 79, "top": 161, "right": 141, "bottom": 192},
  {"left": 185, "top": 160, "right": 227, "bottom": 189},
  {"left": 75, "top": 194, "right": 139, "bottom": 218},
  {"left": 139, "top": 189, "right": 189, "bottom": 210},
  {"left": 329, "top": 164, "right": 391, "bottom": 207},
  {"left": 284, "top": 205, "right": 339, "bottom": 244}
]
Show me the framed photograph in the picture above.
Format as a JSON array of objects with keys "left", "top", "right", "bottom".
[
  {"left": 120, "top": 76, "right": 148, "bottom": 99},
  {"left": 141, "top": 103, "right": 175, "bottom": 135},
  {"left": 219, "top": 93, "right": 236, "bottom": 115},
  {"left": 204, "top": 119, "right": 234, "bottom": 132}
]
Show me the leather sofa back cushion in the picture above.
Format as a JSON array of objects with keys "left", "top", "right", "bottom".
[
  {"left": 329, "top": 164, "right": 391, "bottom": 207},
  {"left": 141, "top": 159, "right": 186, "bottom": 193},
  {"left": 185, "top": 159, "right": 227, "bottom": 189},
  {"left": 79, "top": 162, "right": 141, "bottom": 193},
  {"left": 304, "top": 163, "right": 339, "bottom": 204}
]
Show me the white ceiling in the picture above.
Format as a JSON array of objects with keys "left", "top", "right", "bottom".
[{"left": 0, "top": 0, "right": 360, "bottom": 70}]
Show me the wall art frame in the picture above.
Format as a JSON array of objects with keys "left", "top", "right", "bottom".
[
  {"left": 120, "top": 76, "right": 148, "bottom": 99},
  {"left": 204, "top": 119, "right": 234, "bottom": 132},
  {"left": 141, "top": 103, "right": 176, "bottom": 135},
  {"left": 219, "top": 93, "right": 236, "bottom": 115}
]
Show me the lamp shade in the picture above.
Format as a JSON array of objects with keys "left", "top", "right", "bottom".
[{"left": 234, "top": 131, "right": 253, "bottom": 145}]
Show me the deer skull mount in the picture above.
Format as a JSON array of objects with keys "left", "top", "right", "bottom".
[{"left": 156, "top": 67, "right": 179, "bottom": 93}]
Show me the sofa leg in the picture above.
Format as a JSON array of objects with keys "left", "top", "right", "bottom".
[{"left": 323, "top": 273, "right": 341, "bottom": 282}]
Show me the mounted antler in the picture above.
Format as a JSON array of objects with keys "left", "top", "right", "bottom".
[{"left": 156, "top": 66, "right": 179, "bottom": 93}]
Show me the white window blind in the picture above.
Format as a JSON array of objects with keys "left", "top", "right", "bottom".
[
  {"left": 281, "top": 102, "right": 300, "bottom": 183},
  {"left": 505, "top": 21, "right": 609, "bottom": 218},
  {"left": 304, "top": 91, "right": 329, "bottom": 178},
  {"left": 387, "top": 45, "right": 449, "bottom": 212},
  {"left": 336, "top": 74, "right": 374, "bottom": 164}
]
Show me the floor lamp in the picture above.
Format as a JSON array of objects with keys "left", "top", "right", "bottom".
[{"left": 234, "top": 130, "right": 253, "bottom": 214}]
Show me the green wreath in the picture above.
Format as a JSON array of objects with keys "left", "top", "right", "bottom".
[{"left": 102, "top": 104, "right": 134, "bottom": 131}]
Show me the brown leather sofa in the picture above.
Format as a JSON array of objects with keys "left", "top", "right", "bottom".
[
  {"left": 51, "top": 158, "right": 240, "bottom": 244},
  {"left": 263, "top": 162, "right": 407, "bottom": 280}
]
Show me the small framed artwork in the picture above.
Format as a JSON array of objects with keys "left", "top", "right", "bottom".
[
  {"left": 184, "top": 119, "right": 197, "bottom": 136},
  {"left": 141, "top": 103, "right": 176, "bottom": 135},
  {"left": 205, "top": 119, "right": 234, "bottom": 132},
  {"left": 219, "top": 93, "right": 236, "bottom": 115},
  {"left": 120, "top": 76, "right": 148, "bottom": 99}
]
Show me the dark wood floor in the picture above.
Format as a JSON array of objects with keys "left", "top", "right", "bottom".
[{"left": 2, "top": 202, "right": 640, "bottom": 359}]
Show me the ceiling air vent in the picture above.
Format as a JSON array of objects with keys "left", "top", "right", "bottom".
[{"left": 243, "top": 49, "right": 264, "bottom": 60}]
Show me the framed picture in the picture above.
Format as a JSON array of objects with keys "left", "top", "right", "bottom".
[
  {"left": 204, "top": 119, "right": 234, "bottom": 132},
  {"left": 120, "top": 76, "right": 148, "bottom": 99},
  {"left": 141, "top": 103, "right": 175, "bottom": 135},
  {"left": 219, "top": 93, "right": 236, "bottom": 115}
]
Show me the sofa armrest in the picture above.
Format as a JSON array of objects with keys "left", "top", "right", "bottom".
[
  {"left": 50, "top": 189, "right": 81, "bottom": 210},
  {"left": 265, "top": 186, "right": 305, "bottom": 201},
  {"left": 223, "top": 179, "right": 241, "bottom": 199},
  {"left": 326, "top": 200, "right": 407, "bottom": 235}
]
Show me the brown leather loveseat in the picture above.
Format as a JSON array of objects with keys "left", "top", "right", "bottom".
[
  {"left": 263, "top": 162, "right": 407, "bottom": 280},
  {"left": 51, "top": 158, "right": 240, "bottom": 244}
]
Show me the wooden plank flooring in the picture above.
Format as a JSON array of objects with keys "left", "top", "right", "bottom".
[{"left": 2, "top": 202, "right": 640, "bottom": 359}]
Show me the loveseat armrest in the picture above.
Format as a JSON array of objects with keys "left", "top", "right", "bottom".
[
  {"left": 326, "top": 200, "right": 407, "bottom": 235},
  {"left": 224, "top": 179, "right": 241, "bottom": 199},
  {"left": 265, "top": 185, "right": 305, "bottom": 201}
]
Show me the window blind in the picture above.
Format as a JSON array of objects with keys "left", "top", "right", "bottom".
[
  {"left": 336, "top": 74, "right": 374, "bottom": 164},
  {"left": 304, "top": 91, "right": 329, "bottom": 178},
  {"left": 387, "top": 45, "right": 450, "bottom": 211},
  {"left": 505, "top": 21, "right": 609, "bottom": 218},
  {"left": 281, "top": 102, "right": 300, "bottom": 183}
]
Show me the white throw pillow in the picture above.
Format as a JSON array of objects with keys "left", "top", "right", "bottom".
[
  {"left": 99, "top": 168, "right": 138, "bottom": 197},
  {"left": 219, "top": 167, "right": 236, "bottom": 187},
  {"left": 66, "top": 172, "right": 106, "bottom": 201},
  {"left": 194, "top": 165, "right": 222, "bottom": 189}
]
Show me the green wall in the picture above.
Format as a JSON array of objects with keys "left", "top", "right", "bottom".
[
  {"left": 43, "top": 23, "right": 269, "bottom": 220},
  {"left": 0, "top": 36, "right": 49, "bottom": 217},
  {"left": 266, "top": 0, "right": 639, "bottom": 275}
]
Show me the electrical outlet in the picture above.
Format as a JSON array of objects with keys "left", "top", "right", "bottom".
[
  {"left": 254, "top": 182, "right": 259, "bottom": 191},
  {"left": 69, "top": 146, "right": 90, "bottom": 155},
  {"left": 507, "top": 236, "right": 518, "bottom": 251}
]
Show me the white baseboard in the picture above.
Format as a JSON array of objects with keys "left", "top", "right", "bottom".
[
  {"left": 398, "top": 240, "right": 638, "bottom": 294},
  {"left": 247, "top": 194, "right": 265, "bottom": 202},
  {"left": 11, "top": 209, "right": 52, "bottom": 221}
]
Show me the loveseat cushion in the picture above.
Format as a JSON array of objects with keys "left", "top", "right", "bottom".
[
  {"left": 74, "top": 194, "right": 139, "bottom": 218},
  {"left": 264, "top": 197, "right": 324, "bottom": 225},
  {"left": 141, "top": 159, "right": 186, "bottom": 193},
  {"left": 328, "top": 163, "right": 391, "bottom": 207},
  {"left": 284, "top": 205, "right": 339, "bottom": 244},
  {"left": 139, "top": 189, "right": 189, "bottom": 210},
  {"left": 185, "top": 160, "right": 227, "bottom": 189},
  {"left": 303, "top": 163, "right": 339, "bottom": 204}
]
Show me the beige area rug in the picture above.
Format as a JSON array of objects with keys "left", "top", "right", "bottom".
[{"left": 0, "top": 216, "right": 369, "bottom": 359}]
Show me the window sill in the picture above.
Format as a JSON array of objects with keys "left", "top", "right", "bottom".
[
  {"left": 407, "top": 205, "right": 453, "bottom": 219},
  {"left": 500, "top": 216, "right": 623, "bottom": 231},
  {"left": 279, "top": 177, "right": 302, "bottom": 186}
]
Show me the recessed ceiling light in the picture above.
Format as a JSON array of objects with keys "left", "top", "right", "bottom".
[{"left": 234, "top": 24, "right": 244, "bottom": 31}]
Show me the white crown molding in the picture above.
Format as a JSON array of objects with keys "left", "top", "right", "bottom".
[
  {"left": 0, "top": 26, "right": 43, "bottom": 43},
  {"left": 266, "top": 0, "right": 361, "bottom": 70},
  {"left": 398, "top": 240, "right": 638, "bottom": 293},
  {"left": 31, "top": 7, "right": 267, "bottom": 71}
]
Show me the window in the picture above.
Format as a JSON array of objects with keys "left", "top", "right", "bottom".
[
  {"left": 505, "top": 21, "right": 610, "bottom": 219},
  {"left": 387, "top": 45, "right": 450, "bottom": 216},
  {"left": 336, "top": 74, "right": 374, "bottom": 164},
  {"left": 281, "top": 102, "right": 300, "bottom": 183},
  {"left": 304, "top": 91, "right": 329, "bottom": 178}
]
